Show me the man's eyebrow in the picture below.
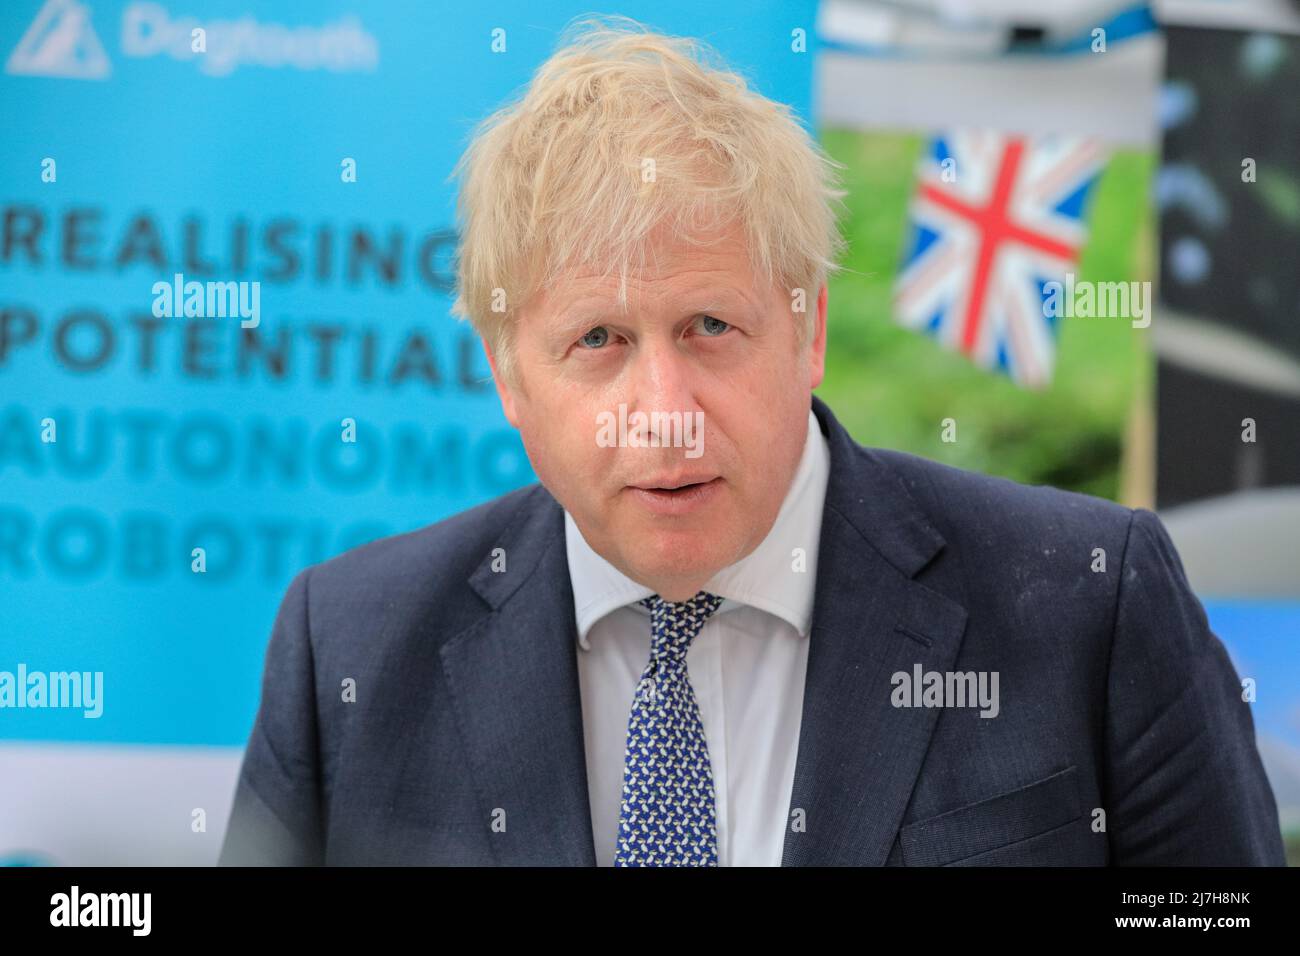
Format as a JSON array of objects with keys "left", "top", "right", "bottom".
[
  {"left": 690, "top": 289, "right": 760, "bottom": 313},
  {"left": 549, "top": 286, "right": 760, "bottom": 334},
  {"left": 549, "top": 307, "right": 608, "bottom": 337},
  {"left": 686, "top": 287, "right": 764, "bottom": 317}
]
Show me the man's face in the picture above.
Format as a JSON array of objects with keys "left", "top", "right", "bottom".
[{"left": 486, "top": 223, "right": 827, "bottom": 602}]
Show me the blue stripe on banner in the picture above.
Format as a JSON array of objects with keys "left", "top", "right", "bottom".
[
  {"left": 1040, "top": 4, "right": 1159, "bottom": 55},
  {"left": 1206, "top": 600, "right": 1300, "bottom": 756}
]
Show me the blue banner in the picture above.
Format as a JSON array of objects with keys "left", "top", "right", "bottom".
[{"left": 0, "top": 0, "right": 820, "bottom": 754}]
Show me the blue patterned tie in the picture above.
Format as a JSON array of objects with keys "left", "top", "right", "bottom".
[{"left": 614, "top": 590, "right": 725, "bottom": 867}]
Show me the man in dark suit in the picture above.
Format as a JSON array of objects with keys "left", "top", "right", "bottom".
[{"left": 219, "top": 21, "right": 1285, "bottom": 866}]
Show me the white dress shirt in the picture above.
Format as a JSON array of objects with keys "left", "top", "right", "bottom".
[{"left": 565, "top": 408, "right": 830, "bottom": 866}]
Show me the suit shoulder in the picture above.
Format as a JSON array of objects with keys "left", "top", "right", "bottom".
[
  {"left": 869, "top": 446, "right": 1134, "bottom": 547},
  {"left": 299, "top": 481, "right": 546, "bottom": 601}
]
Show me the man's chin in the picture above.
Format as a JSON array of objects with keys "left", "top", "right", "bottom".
[{"left": 614, "top": 529, "right": 736, "bottom": 592}]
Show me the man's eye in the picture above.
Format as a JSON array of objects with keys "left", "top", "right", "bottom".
[
  {"left": 699, "top": 315, "right": 730, "bottom": 336},
  {"left": 578, "top": 327, "right": 610, "bottom": 349}
]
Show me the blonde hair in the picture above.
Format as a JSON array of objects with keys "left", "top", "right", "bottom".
[{"left": 448, "top": 15, "right": 847, "bottom": 386}]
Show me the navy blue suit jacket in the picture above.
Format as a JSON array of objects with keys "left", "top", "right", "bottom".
[{"left": 219, "top": 395, "right": 1285, "bottom": 865}]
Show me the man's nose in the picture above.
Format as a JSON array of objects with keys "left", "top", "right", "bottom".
[{"left": 628, "top": 338, "right": 700, "bottom": 421}]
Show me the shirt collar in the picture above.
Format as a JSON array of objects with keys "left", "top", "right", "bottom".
[{"left": 564, "top": 407, "right": 830, "bottom": 649}]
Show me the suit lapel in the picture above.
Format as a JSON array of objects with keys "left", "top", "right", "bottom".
[
  {"left": 781, "top": 397, "right": 969, "bottom": 865},
  {"left": 439, "top": 490, "right": 597, "bottom": 865}
]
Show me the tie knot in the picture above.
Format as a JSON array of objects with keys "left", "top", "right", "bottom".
[{"left": 640, "top": 591, "right": 724, "bottom": 662}]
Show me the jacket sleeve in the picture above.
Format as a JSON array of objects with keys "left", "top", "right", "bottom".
[
  {"left": 218, "top": 566, "right": 326, "bottom": 865},
  {"left": 1103, "top": 507, "right": 1285, "bottom": 865}
]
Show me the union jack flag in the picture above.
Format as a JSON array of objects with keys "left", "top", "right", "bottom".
[{"left": 893, "top": 131, "right": 1107, "bottom": 387}]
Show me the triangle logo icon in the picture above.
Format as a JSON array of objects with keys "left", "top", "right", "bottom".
[{"left": 6, "top": 0, "right": 111, "bottom": 80}]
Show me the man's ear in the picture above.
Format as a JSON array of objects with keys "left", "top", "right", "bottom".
[
  {"left": 482, "top": 337, "right": 521, "bottom": 428},
  {"left": 808, "top": 284, "right": 828, "bottom": 390}
]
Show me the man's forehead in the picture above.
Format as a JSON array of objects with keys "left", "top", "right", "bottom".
[
  {"left": 530, "top": 222, "right": 771, "bottom": 326},
  {"left": 544, "top": 276, "right": 762, "bottom": 326},
  {"left": 552, "top": 222, "right": 755, "bottom": 293}
]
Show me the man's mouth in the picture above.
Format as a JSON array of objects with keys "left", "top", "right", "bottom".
[
  {"left": 629, "top": 474, "right": 720, "bottom": 492},
  {"left": 626, "top": 476, "right": 723, "bottom": 515}
]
